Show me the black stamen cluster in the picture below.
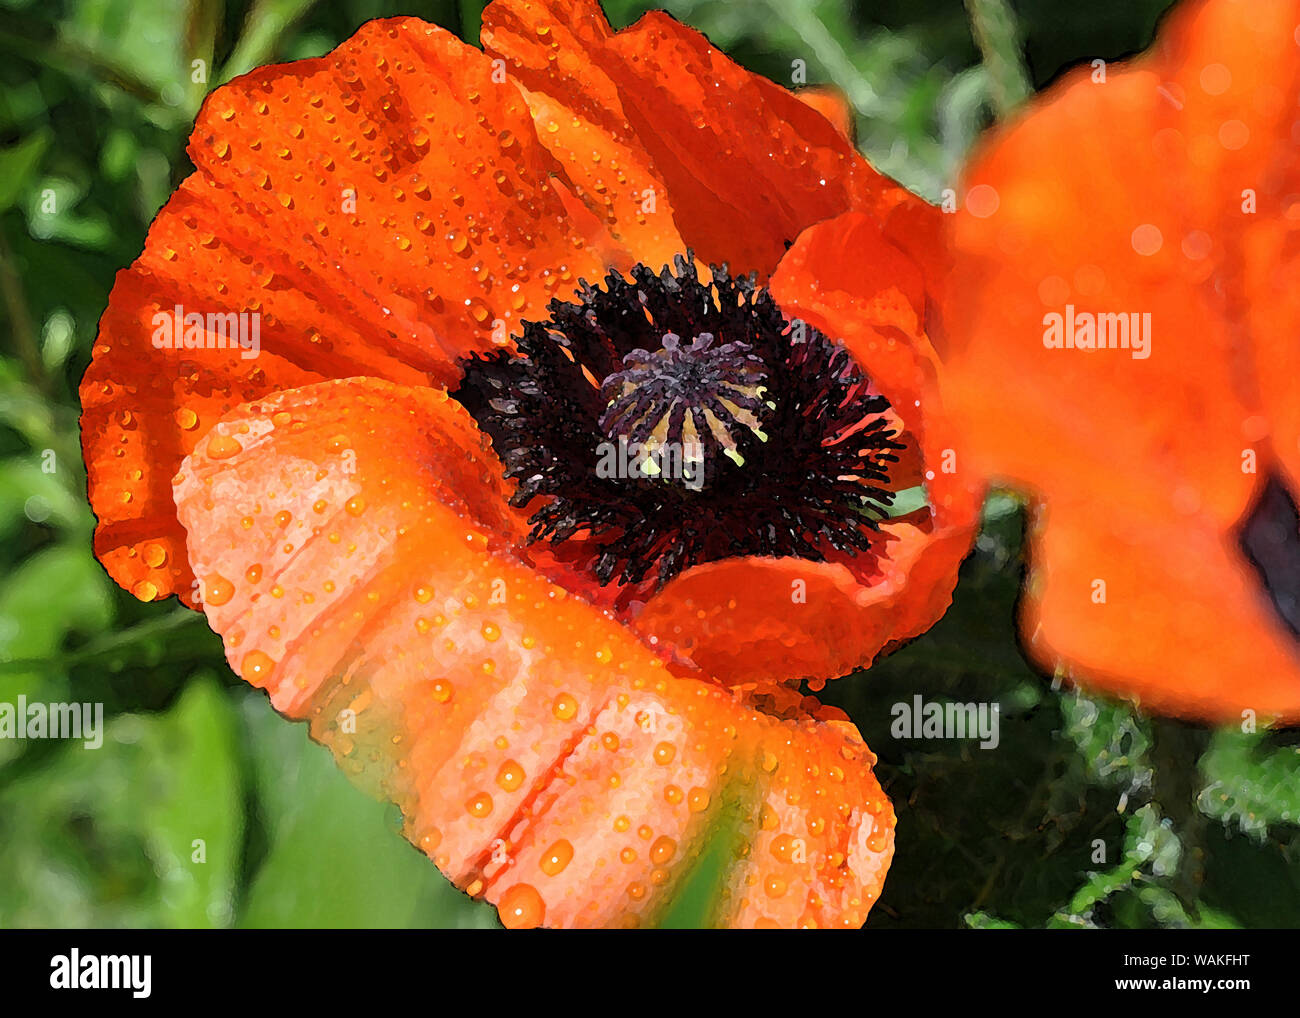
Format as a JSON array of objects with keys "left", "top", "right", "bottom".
[{"left": 452, "top": 254, "right": 903, "bottom": 591}]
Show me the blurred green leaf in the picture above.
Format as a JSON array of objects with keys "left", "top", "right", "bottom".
[
  {"left": 1059, "top": 691, "right": 1153, "bottom": 796},
  {"left": 0, "top": 542, "right": 113, "bottom": 717},
  {"left": 0, "top": 675, "right": 242, "bottom": 927},
  {"left": 220, "top": 0, "right": 320, "bottom": 83},
  {"left": 24, "top": 176, "right": 113, "bottom": 249},
  {"left": 59, "top": 0, "right": 221, "bottom": 114},
  {"left": 1137, "top": 886, "right": 1239, "bottom": 929},
  {"left": 963, "top": 0, "right": 1031, "bottom": 116},
  {"left": 1048, "top": 804, "right": 1180, "bottom": 928},
  {"left": 964, "top": 910, "right": 1020, "bottom": 929},
  {"left": 0, "top": 129, "right": 51, "bottom": 213},
  {"left": 1198, "top": 728, "right": 1300, "bottom": 840},
  {"left": 0, "top": 457, "right": 89, "bottom": 541}
]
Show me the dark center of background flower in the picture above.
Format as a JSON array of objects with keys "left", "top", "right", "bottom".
[
  {"left": 1239, "top": 473, "right": 1300, "bottom": 640},
  {"left": 453, "top": 254, "right": 904, "bottom": 592}
]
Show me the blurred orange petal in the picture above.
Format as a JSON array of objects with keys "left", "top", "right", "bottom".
[{"left": 943, "top": 0, "right": 1300, "bottom": 720}]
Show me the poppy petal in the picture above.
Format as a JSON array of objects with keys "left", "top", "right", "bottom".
[
  {"left": 943, "top": 0, "right": 1300, "bottom": 719},
  {"left": 633, "top": 523, "right": 975, "bottom": 691},
  {"left": 172, "top": 377, "right": 895, "bottom": 928},
  {"left": 796, "top": 86, "right": 856, "bottom": 141},
  {"left": 482, "top": 0, "right": 925, "bottom": 278},
  {"left": 634, "top": 211, "right": 978, "bottom": 687},
  {"left": 81, "top": 16, "right": 624, "bottom": 603},
  {"left": 478, "top": 0, "right": 688, "bottom": 273},
  {"left": 1028, "top": 492, "right": 1300, "bottom": 721}
]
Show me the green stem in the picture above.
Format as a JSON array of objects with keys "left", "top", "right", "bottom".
[
  {"left": 1148, "top": 716, "right": 1210, "bottom": 918},
  {"left": 218, "top": 0, "right": 321, "bottom": 85},
  {"left": 0, "top": 226, "right": 47, "bottom": 396},
  {"left": 763, "top": 0, "right": 883, "bottom": 117},
  {"left": 0, "top": 608, "right": 208, "bottom": 675},
  {"left": 0, "top": 29, "right": 165, "bottom": 107},
  {"left": 964, "top": 0, "right": 1032, "bottom": 118}
]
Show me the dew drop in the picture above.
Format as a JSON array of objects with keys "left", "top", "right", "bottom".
[
  {"left": 207, "top": 433, "right": 244, "bottom": 460},
  {"left": 466, "top": 792, "right": 494, "bottom": 818},
  {"left": 540, "top": 839, "right": 574, "bottom": 877},
  {"left": 552, "top": 693, "right": 577, "bottom": 720},
  {"left": 240, "top": 649, "right": 275, "bottom": 686},
  {"left": 650, "top": 836, "right": 676, "bottom": 865},
  {"left": 206, "top": 575, "right": 236, "bottom": 606},
  {"left": 498, "top": 883, "right": 545, "bottom": 929},
  {"left": 496, "top": 759, "right": 525, "bottom": 792}
]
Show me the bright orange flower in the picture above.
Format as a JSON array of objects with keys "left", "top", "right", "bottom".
[
  {"left": 80, "top": 0, "right": 977, "bottom": 927},
  {"left": 944, "top": 0, "right": 1300, "bottom": 722}
]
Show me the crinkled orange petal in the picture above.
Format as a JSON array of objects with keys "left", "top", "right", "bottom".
[
  {"left": 173, "top": 377, "right": 895, "bottom": 928},
  {"left": 478, "top": 0, "right": 686, "bottom": 273},
  {"left": 943, "top": 0, "right": 1300, "bottom": 720},
  {"left": 634, "top": 211, "right": 979, "bottom": 687},
  {"left": 81, "top": 15, "right": 624, "bottom": 603},
  {"left": 482, "top": 0, "right": 926, "bottom": 279},
  {"left": 633, "top": 523, "right": 974, "bottom": 691}
]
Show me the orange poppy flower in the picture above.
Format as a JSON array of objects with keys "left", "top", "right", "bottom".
[
  {"left": 80, "top": 0, "right": 977, "bottom": 927},
  {"left": 943, "top": 0, "right": 1300, "bottom": 722}
]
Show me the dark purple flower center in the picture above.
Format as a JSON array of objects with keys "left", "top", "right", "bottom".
[{"left": 453, "top": 254, "right": 904, "bottom": 591}]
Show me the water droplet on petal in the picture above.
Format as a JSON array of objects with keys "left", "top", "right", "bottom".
[
  {"left": 206, "top": 575, "right": 235, "bottom": 606},
  {"left": 496, "top": 760, "right": 525, "bottom": 792},
  {"left": 498, "top": 883, "right": 545, "bottom": 929},
  {"left": 552, "top": 693, "right": 577, "bottom": 720},
  {"left": 540, "top": 839, "right": 573, "bottom": 877},
  {"left": 466, "top": 792, "right": 493, "bottom": 818},
  {"left": 207, "top": 434, "right": 244, "bottom": 460},
  {"left": 240, "top": 649, "right": 275, "bottom": 686}
]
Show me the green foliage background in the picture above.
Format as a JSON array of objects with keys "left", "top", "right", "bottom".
[{"left": 0, "top": 0, "right": 1296, "bottom": 929}]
